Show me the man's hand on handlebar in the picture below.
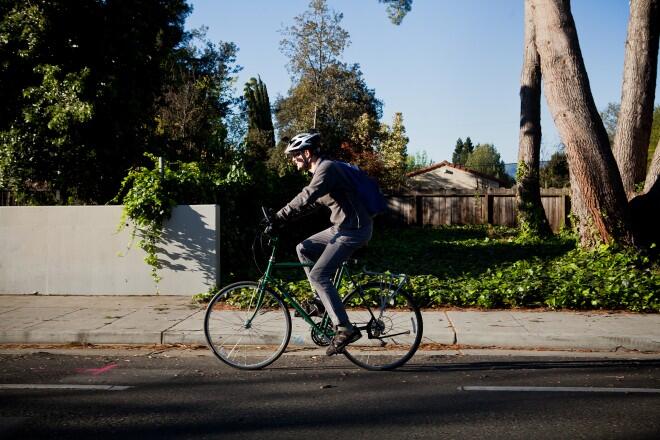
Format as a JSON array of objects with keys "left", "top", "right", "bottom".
[{"left": 261, "top": 206, "right": 285, "bottom": 236}]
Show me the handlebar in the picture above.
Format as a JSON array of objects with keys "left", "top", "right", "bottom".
[{"left": 261, "top": 206, "right": 274, "bottom": 225}]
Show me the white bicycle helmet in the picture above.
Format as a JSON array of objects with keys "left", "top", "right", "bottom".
[{"left": 284, "top": 132, "right": 320, "bottom": 156}]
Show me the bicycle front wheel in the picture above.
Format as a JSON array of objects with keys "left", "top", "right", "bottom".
[
  {"left": 204, "top": 281, "right": 291, "bottom": 370},
  {"left": 342, "top": 282, "right": 423, "bottom": 370}
]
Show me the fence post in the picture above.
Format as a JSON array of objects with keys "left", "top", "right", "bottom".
[
  {"left": 486, "top": 193, "right": 494, "bottom": 225},
  {"left": 563, "top": 190, "right": 571, "bottom": 229},
  {"left": 415, "top": 195, "right": 423, "bottom": 226}
]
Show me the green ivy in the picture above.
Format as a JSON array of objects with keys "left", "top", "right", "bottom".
[
  {"left": 194, "top": 225, "right": 658, "bottom": 312},
  {"left": 113, "top": 153, "right": 249, "bottom": 286}
]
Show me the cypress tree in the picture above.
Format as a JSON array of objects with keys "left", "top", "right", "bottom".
[
  {"left": 463, "top": 136, "right": 475, "bottom": 164},
  {"left": 452, "top": 138, "right": 464, "bottom": 164},
  {"left": 244, "top": 76, "right": 275, "bottom": 161}
]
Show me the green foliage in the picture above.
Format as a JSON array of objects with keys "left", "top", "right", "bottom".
[
  {"left": 451, "top": 138, "right": 464, "bottom": 164},
  {"left": 451, "top": 137, "right": 474, "bottom": 166},
  {"left": 275, "top": 63, "right": 382, "bottom": 162},
  {"left": 514, "top": 160, "right": 529, "bottom": 183},
  {"left": 276, "top": 0, "right": 382, "bottom": 161},
  {"left": 348, "top": 112, "right": 381, "bottom": 158},
  {"left": 279, "top": 0, "right": 350, "bottom": 82},
  {"left": 0, "top": 63, "right": 93, "bottom": 202},
  {"left": 406, "top": 150, "right": 434, "bottom": 173},
  {"left": 599, "top": 102, "right": 620, "bottom": 147},
  {"left": 378, "top": 112, "right": 409, "bottom": 190},
  {"left": 516, "top": 160, "right": 552, "bottom": 240},
  {"left": 540, "top": 149, "right": 570, "bottom": 188},
  {"left": 113, "top": 153, "right": 250, "bottom": 285},
  {"left": 465, "top": 142, "right": 509, "bottom": 182},
  {"left": 0, "top": 0, "right": 216, "bottom": 203},
  {"left": 196, "top": 224, "right": 657, "bottom": 313},
  {"left": 356, "top": 226, "right": 658, "bottom": 312},
  {"left": 244, "top": 76, "right": 275, "bottom": 161},
  {"left": 157, "top": 31, "right": 242, "bottom": 164},
  {"left": 599, "top": 102, "right": 659, "bottom": 170},
  {"left": 379, "top": 0, "right": 413, "bottom": 25}
]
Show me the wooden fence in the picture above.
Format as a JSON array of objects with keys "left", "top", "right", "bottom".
[{"left": 385, "top": 188, "right": 571, "bottom": 232}]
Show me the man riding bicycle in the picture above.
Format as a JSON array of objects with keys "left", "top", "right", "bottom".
[{"left": 273, "top": 131, "right": 373, "bottom": 356}]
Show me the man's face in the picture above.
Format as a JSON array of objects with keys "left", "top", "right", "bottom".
[{"left": 290, "top": 150, "right": 310, "bottom": 171}]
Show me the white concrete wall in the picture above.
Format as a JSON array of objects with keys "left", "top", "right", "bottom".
[{"left": 0, "top": 205, "right": 219, "bottom": 295}]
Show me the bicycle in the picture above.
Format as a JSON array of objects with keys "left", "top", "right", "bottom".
[{"left": 204, "top": 208, "right": 423, "bottom": 371}]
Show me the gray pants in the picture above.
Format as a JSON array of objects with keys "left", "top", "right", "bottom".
[{"left": 296, "top": 224, "right": 373, "bottom": 329}]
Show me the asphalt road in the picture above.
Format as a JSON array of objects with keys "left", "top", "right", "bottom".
[{"left": 1, "top": 348, "right": 659, "bottom": 439}]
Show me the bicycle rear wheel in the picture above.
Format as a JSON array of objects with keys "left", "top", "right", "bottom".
[
  {"left": 342, "top": 281, "right": 423, "bottom": 370},
  {"left": 204, "top": 281, "right": 291, "bottom": 370}
]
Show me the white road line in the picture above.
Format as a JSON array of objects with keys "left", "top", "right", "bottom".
[
  {"left": 460, "top": 386, "right": 660, "bottom": 394},
  {"left": 0, "top": 384, "right": 133, "bottom": 391}
]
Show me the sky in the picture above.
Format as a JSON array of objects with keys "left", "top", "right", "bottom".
[{"left": 185, "top": 0, "right": 656, "bottom": 164}]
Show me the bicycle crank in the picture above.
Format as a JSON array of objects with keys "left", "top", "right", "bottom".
[{"left": 310, "top": 320, "right": 332, "bottom": 346}]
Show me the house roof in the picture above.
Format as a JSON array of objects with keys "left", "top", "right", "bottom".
[{"left": 406, "top": 160, "right": 509, "bottom": 186}]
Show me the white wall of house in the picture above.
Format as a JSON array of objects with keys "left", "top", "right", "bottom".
[
  {"left": 0, "top": 205, "right": 219, "bottom": 295},
  {"left": 409, "top": 165, "right": 500, "bottom": 191}
]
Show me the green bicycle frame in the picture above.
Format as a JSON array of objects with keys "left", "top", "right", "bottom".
[
  {"left": 245, "top": 234, "right": 409, "bottom": 340},
  {"left": 247, "top": 236, "right": 342, "bottom": 338}
]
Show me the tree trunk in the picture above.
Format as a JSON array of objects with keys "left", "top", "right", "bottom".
[
  {"left": 516, "top": 0, "right": 552, "bottom": 238},
  {"left": 644, "top": 137, "right": 660, "bottom": 192},
  {"left": 531, "top": 0, "right": 634, "bottom": 247},
  {"left": 631, "top": 138, "right": 660, "bottom": 247},
  {"left": 613, "top": 0, "right": 660, "bottom": 198}
]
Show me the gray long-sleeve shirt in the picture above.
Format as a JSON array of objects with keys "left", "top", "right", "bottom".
[{"left": 276, "top": 158, "right": 373, "bottom": 230}]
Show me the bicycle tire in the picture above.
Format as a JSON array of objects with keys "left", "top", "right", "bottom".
[
  {"left": 341, "top": 281, "right": 423, "bottom": 370},
  {"left": 204, "top": 281, "right": 291, "bottom": 370}
]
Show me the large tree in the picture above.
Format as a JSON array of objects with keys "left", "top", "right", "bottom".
[
  {"left": 343, "top": 112, "right": 385, "bottom": 177},
  {"left": 515, "top": 0, "right": 552, "bottom": 238},
  {"left": 243, "top": 76, "right": 275, "bottom": 162},
  {"left": 276, "top": 0, "right": 382, "bottom": 160},
  {"left": 465, "top": 143, "right": 508, "bottom": 182},
  {"left": 156, "top": 32, "right": 241, "bottom": 164},
  {"left": 0, "top": 0, "right": 192, "bottom": 203},
  {"left": 451, "top": 137, "right": 474, "bottom": 165},
  {"left": 378, "top": 112, "right": 409, "bottom": 190},
  {"left": 451, "top": 138, "right": 465, "bottom": 164},
  {"left": 530, "top": 0, "right": 635, "bottom": 247},
  {"left": 279, "top": 0, "right": 349, "bottom": 117},
  {"left": 613, "top": 0, "right": 660, "bottom": 198}
]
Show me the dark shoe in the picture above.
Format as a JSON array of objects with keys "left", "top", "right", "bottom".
[
  {"left": 326, "top": 326, "right": 362, "bottom": 356},
  {"left": 295, "top": 297, "right": 326, "bottom": 318}
]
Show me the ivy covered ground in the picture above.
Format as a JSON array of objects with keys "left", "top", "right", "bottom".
[
  {"left": 361, "top": 225, "right": 658, "bottom": 312},
  {"left": 202, "top": 225, "right": 659, "bottom": 313}
]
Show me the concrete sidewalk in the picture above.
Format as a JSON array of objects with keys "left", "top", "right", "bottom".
[{"left": 0, "top": 295, "right": 659, "bottom": 352}]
